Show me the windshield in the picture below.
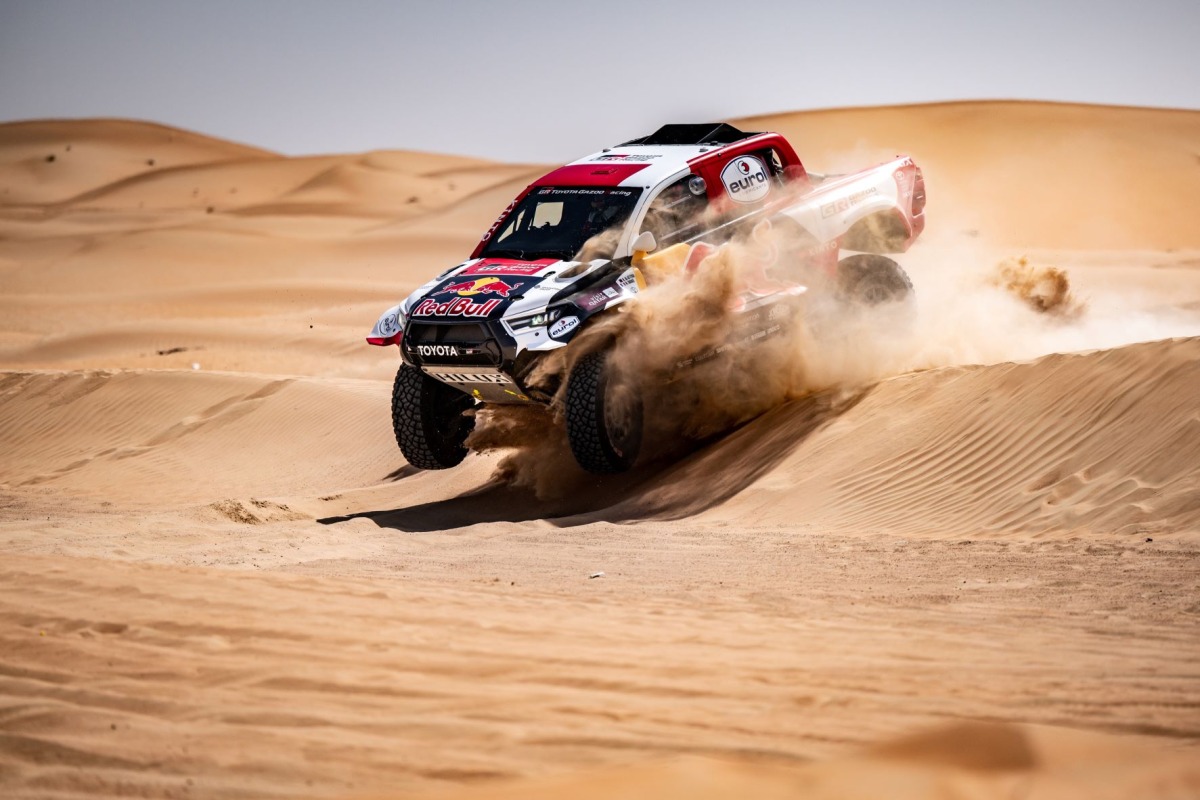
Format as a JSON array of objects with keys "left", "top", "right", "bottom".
[{"left": 480, "top": 186, "right": 642, "bottom": 261}]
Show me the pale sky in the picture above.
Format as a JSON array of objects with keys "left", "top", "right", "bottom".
[{"left": 1, "top": 0, "right": 1196, "bottom": 162}]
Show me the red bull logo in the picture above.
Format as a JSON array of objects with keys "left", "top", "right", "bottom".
[
  {"left": 437, "top": 277, "right": 516, "bottom": 298},
  {"left": 413, "top": 297, "right": 501, "bottom": 318}
]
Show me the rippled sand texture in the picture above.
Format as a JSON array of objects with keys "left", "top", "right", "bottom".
[{"left": 2, "top": 103, "right": 1199, "bottom": 798}]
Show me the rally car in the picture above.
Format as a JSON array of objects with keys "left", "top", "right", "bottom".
[{"left": 368, "top": 123, "right": 926, "bottom": 474}]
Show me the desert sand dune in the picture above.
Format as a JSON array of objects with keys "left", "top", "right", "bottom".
[
  {"left": 0, "top": 121, "right": 545, "bottom": 379},
  {"left": 0, "top": 369, "right": 397, "bottom": 506},
  {"left": 2, "top": 545, "right": 1198, "bottom": 798},
  {"left": 6, "top": 335, "right": 1194, "bottom": 535},
  {"left": 736, "top": 101, "right": 1200, "bottom": 249},
  {"left": 602, "top": 337, "right": 1200, "bottom": 537},
  {"left": 0, "top": 118, "right": 275, "bottom": 206},
  {"left": 424, "top": 723, "right": 1200, "bottom": 800},
  {"left": 1, "top": 104, "right": 1199, "bottom": 798}
]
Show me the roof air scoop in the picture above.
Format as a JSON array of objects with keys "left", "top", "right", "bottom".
[{"left": 620, "top": 123, "right": 758, "bottom": 146}]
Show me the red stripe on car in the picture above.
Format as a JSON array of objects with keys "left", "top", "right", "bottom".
[{"left": 532, "top": 163, "right": 651, "bottom": 187}]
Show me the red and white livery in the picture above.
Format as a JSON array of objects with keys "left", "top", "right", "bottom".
[{"left": 368, "top": 123, "right": 927, "bottom": 473}]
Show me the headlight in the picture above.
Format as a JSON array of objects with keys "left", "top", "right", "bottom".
[
  {"left": 507, "top": 307, "right": 563, "bottom": 331},
  {"left": 366, "top": 305, "right": 406, "bottom": 346}
]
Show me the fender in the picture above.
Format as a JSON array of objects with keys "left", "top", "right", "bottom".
[
  {"left": 514, "top": 264, "right": 645, "bottom": 351},
  {"left": 776, "top": 158, "right": 914, "bottom": 248}
]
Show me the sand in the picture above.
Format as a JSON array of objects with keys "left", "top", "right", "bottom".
[{"left": 1, "top": 101, "right": 1199, "bottom": 798}]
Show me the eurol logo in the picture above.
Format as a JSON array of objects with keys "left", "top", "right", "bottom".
[
  {"left": 721, "top": 155, "right": 769, "bottom": 204},
  {"left": 548, "top": 315, "right": 580, "bottom": 340},
  {"left": 437, "top": 277, "right": 517, "bottom": 298}
]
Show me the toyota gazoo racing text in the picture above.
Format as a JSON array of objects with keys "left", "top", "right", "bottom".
[{"left": 368, "top": 123, "right": 927, "bottom": 474}]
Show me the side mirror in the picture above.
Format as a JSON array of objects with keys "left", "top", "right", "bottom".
[{"left": 631, "top": 230, "right": 657, "bottom": 254}]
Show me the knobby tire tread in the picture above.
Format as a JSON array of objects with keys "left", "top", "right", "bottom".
[
  {"left": 391, "top": 365, "right": 468, "bottom": 470},
  {"left": 565, "top": 352, "right": 623, "bottom": 474}
]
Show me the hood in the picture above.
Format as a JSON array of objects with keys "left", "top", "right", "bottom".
[{"left": 369, "top": 256, "right": 644, "bottom": 352}]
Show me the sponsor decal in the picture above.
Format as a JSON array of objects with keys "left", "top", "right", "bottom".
[
  {"left": 579, "top": 292, "right": 609, "bottom": 311},
  {"left": 674, "top": 323, "right": 785, "bottom": 369},
  {"left": 617, "top": 272, "right": 639, "bottom": 292},
  {"left": 376, "top": 313, "right": 399, "bottom": 337},
  {"left": 462, "top": 261, "right": 549, "bottom": 276},
  {"left": 594, "top": 153, "right": 661, "bottom": 162},
  {"left": 798, "top": 240, "right": 839, "bottom": 260},
  {"left": 412, "top": 297, "right": 501, "bottom": 318},
  {"left": 721, "top": 155, "right": 770, "bottom": 204},
  {"left": 437, "top": 277, "right": 517, "bottom": 298},
  {"left": 893, "top": 168, "right": 914, "bottom": 200},
  {"left": 435, "top": 372, "right": 511, "bottom": 385},
  {"left": 536, "top": 187, "right": 636, "bottom": 197},
  {"left": 548, "top": 315, "right": 580, "bottom": 340},
  {"left": 577, "top": 282, "right": 625, "bottom": 312},
  {"left": 416, "top": 344, "right": 461, "bottom": 358},
  {"left": 480, "top": 198, "right": 518, "bottom": 243},
  {"left": 820, "top": 187, "right": 879, "bottom": 218}
]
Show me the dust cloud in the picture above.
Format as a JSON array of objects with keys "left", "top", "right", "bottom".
[{"left": 469, "top": 208, "right": 1200, "bottom": 498}]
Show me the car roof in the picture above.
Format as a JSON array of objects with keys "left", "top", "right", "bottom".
[
  {"left": 531, "top": 123, "right": 777, "bottom": 192},
  {"left": 532, "top": 144, "right": 710, "bottom": 191}
]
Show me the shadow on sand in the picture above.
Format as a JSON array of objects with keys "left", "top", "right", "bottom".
[{"left": 317, "top": 387, "right": 870, "bottom": 532}]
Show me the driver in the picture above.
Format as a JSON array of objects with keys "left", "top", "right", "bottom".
[{"left": 583, "top": 195, "right": 619, "bottom": 234}]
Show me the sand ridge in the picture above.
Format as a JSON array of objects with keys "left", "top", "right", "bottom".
[
  {"left": 1, "top": 103, "right": 1199, "bottom": 797},
  {"left": 735, "top": 101, "right": 1200, "bottom": 250}
]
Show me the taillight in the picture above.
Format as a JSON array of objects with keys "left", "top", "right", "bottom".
[{"left": 912, "top": 168, "right": 926, "bottom": 216}]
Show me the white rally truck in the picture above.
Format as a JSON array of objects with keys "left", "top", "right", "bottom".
[{"left": 368, "top": 123, "right": 926, "bottom": 473}]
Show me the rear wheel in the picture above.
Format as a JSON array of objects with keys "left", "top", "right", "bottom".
[
  {"left": 836, "top": 254, "right": 913, "bottom": 305},
  {"left": 391, "top": 364, "right": 475, "bottom": 469},
  {"left": 565, "top": 351, "right": 643, "bottom": 474}
]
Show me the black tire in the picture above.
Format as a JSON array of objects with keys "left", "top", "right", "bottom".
[
  {"left": 836, "top": 254, "right": 913, "bottom": 305},
  {"left": 391, "top": 364, "right": 475, "bottom": 470},
  {"left": 565, "top": 351, "right": 643, "bottom": 474}
]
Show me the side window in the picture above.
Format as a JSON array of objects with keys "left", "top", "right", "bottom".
[
  {"left": 767, "top": 148, "right": 785, "bottom": 176},
  {"left": 641, "top": 175, "right": 708, "bottom": 247},
  {"left": 493, "top": 209, "right": 525, "bottom": 243},
  {"left": 766, "top": 148, "right": 800, "bottom": 190}
]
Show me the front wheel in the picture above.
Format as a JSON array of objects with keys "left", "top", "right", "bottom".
[
  {"left": 564, "top": 351, "right": 643, "bottom": 474},
  {"left": 391, "top": 365, "right": 475, "bottom": 469}
]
